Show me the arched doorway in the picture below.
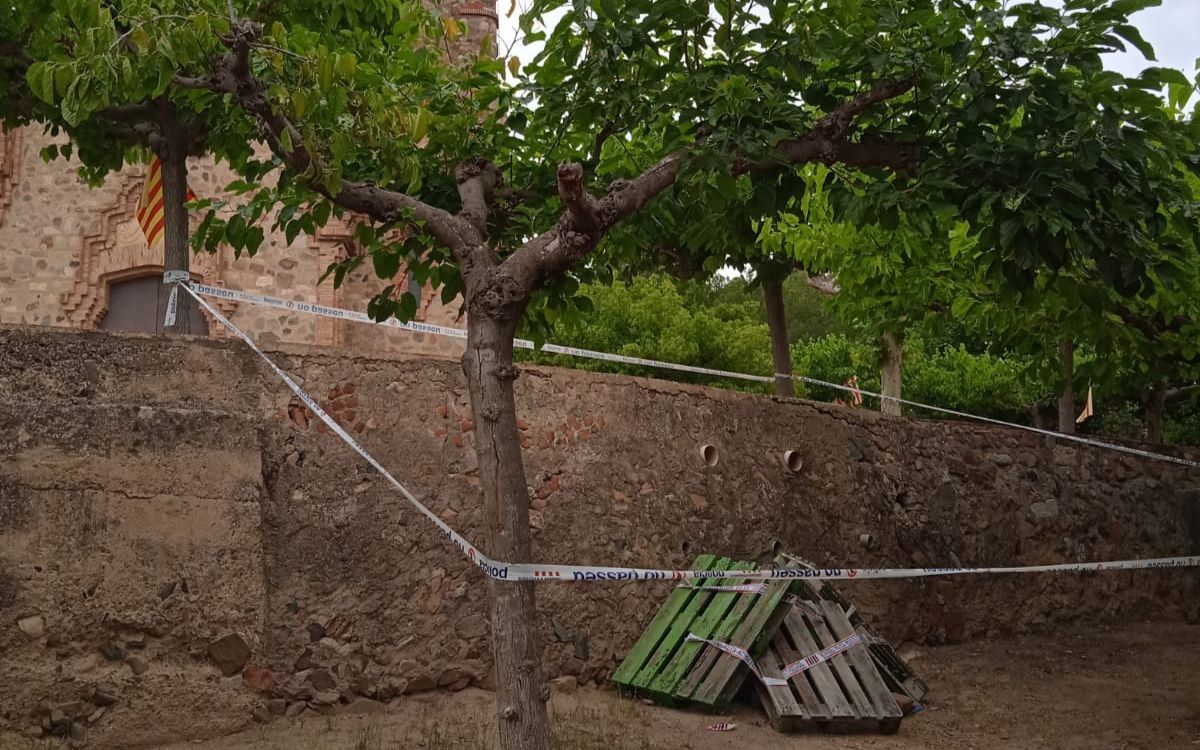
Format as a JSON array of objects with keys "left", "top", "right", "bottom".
[{"left": 99, "top": 274, "right": 209, "bottom": 335}]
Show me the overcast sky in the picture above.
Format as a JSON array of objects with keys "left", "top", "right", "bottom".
[{"left": 499, "top": 0, "right": 1199, "bottom": 78}]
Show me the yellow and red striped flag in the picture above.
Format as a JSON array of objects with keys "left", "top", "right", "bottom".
[{"left": 136, "top": 156, "right": 196, "bottom": 249}]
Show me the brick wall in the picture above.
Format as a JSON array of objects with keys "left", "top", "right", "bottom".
[{"left": 0, "top": 0, "right": 499, "bottom": 362}]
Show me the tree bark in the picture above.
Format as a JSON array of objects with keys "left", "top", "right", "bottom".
[
  {"left": 1057, "top": 339, "right": 1075, "bottom": 434},
  {"left": 880, "top": 330, "right": 903, "bottom": 416},
  {"left": 160, "top": 137, "right": 193, "bottom": 335},
  {"left": 463, "top": 313, "right": 550, "bottom": 750},
  {"left": 1145, "top": 380, "right": 1166, "bottom": 445},
  {"left": 762, "top": 279, "right": 795, "bottom": 398}
]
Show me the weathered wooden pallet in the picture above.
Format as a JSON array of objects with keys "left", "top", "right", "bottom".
[
  {"left": 756, "top": 598, "right": 903, "bottom": 733},
  {"left": 777, "top": 552, "right": 928, "bottom": 703},
  {"left": 612, "top": 555, "right": 793, "bottom": 710}
]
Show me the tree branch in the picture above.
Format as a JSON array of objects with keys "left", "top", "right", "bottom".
[
  {"left": 739, "top": 77, "right": 921, "bottom": 175},
  {"left": 555, "top": 163, "right": 599, "bottom": 233},
  {"left": 181, "top": 19, "right": 472, "bottom": 252},
  {"left": 455, "top": 157, "right": 501, "bottom": 236},
  {"left": 502, "top": 76, "right": 919, "bottom": 295}
]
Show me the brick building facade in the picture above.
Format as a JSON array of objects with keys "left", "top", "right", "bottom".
[{"left": 0, "top": 1, "right": 499, "bottom": 359}]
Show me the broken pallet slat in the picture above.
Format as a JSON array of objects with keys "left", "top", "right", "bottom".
[{"left": 612, "top": 553, "right": 718, "bottom": 691}]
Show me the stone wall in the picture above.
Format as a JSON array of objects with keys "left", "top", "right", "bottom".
[{"left": 2, "top": 325, "right": 1198, "bottom": 747}]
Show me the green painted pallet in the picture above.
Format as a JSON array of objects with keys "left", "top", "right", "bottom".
[{"left": 612, "top": 555, "right": 794, "bottom": 710}]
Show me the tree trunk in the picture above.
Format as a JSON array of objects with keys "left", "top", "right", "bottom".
[
  {"left": 880, "top": 330, "right": 903, "bottom": 416},
  {"left": 762, "top": 279, "right": 795, "bottom": 398},
  {"left": 463, "top": 313, "right": 550, "bottom": 750},
  {"left": 1057, "top": 338, "right": 1074, "bottom": 434},
  {"left": 1145, "top": 381, "right": 1166, "bottom": 445},
  {"left": 160, "top": 138, "right": 194, "bottom": 335}
]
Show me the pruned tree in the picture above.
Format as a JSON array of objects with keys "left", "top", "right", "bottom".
[{"left": 8, "top": 1, "right": 1200, "bottom": 749}]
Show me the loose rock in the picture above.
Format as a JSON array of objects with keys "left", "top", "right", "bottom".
[
  {"left": 100, "top": 643, "right": 125, "bottom": 662},
  {"left": 91, "top": 686, "right": 118, "bottom": 707},
  {"left": 307, "top": 668, "right": 337, "bottom": 692},
  {"left": 284, "top": 701, "right": 307, "bottom": 718},
  {"left": 127, "top": 656, "right": 149, "bottom": 675},
  {"left": 208, "top": 633, "right": 252, "bottom": 677},
  {"left": 310, "top": 690, "right": 340, "bottom": 705},
  {"left": 17, "top": 615, "right": 45, "bottom": 640}
]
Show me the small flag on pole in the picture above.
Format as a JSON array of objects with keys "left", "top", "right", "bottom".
[
  {"left": 136, "top": 156, "right": 196, "bottom": 249},
  {"left": 1076, "top": 386, "right": 1094, "bottom": 424}
]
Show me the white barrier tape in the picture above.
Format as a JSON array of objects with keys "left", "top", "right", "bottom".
[
  {"left": 774, "top": 372, "right": 1200, "bottom": 469},
  {"left": 780, "top": 633, "right": 863, "bottom": 680},
  {"left": 684, "top": 634, "right": 787, "bottom": 687},
  {"left": 186, "top": 281, "right": 1200, "bottom": 470},
  {"left": 180, "top": 281, "right": 1200, "bottom": 584},
  {"left": 677, "top": 582, "right": 767, "bottom": 594},
  {"left": 162, "top": 271, "right": 190, "bottom": 328}
]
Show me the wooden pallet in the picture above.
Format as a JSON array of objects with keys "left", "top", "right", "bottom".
[
  {"left": 612, "top": 555, "right": 794, "bottom": 710},
  {"left": 756, "top": 598, "right": 903, "bottom": 733},
  {"left": 777, "top": 552, "right": 928, "bottom": 703}
]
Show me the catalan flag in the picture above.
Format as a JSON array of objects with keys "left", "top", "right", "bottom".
[{"left": 136, "top": 156, "right": 196, "bottom": 249}]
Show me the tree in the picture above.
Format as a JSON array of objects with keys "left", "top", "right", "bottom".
[
  {"left": 517, "top": 273, "right": 774, "bottom": 388},
  {"left": 0, "top": 1, "right": 272, "bottom": 333},
  {"left": 10, "top": 1, "right": 1199, "bottom": 749}
]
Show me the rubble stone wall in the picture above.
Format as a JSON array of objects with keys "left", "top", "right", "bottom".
[{"left": 2, "top": 325, "right": 1198, "bottom": 747}]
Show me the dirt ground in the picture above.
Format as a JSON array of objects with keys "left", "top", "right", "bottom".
[
  {"left": 139, "top": 621, "right": 1200, "bottom": 750},
  {"left": 4, "top": 621, "right": 1197, "bottom": 750}
]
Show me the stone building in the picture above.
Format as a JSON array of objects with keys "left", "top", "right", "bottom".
[{"left": 0, "top": 1, "right": 500, "bottom": 360}]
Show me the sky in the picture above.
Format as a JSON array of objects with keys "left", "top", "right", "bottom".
[{"left": 498, "top": 0, "right": 1200, "bottom": 78}]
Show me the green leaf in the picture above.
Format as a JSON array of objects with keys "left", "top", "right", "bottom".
[
  {"left": 317, "top": 54, "right": 335, "bottom": 92},
  {"left": 1113, "top": 24, "right": 1155, "bottom": 60},
  {"left": 27, "top": 63, "right": 55, "bottom": 103},
  {"left": 410, "top": 108, "right": 432, "bottom": 143},
  {"left": 372, "top": 249, "right": 401, "bottom": 279},
  {"left": 335, "top": 53, "right": 358, "bottom": 79}
]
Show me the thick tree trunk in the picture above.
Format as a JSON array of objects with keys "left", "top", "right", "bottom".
[
  {"left": 160, "top": 139, "right": 194, "bottom": 335},
  {"left": 1057, "top": 338, "right": 1074, "bottom": 434},
  {"left": 880, "top": 330, "right": 903, "bottom": 416},
  {"left": 1145, "top": 381, "right": 1166, "bottom": 445},
  {"left": 762, "top": 279, "right": 795, "bottom": 398},
  {"left": 463, "top": 314, "right": 550, "bottom": 750}
]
